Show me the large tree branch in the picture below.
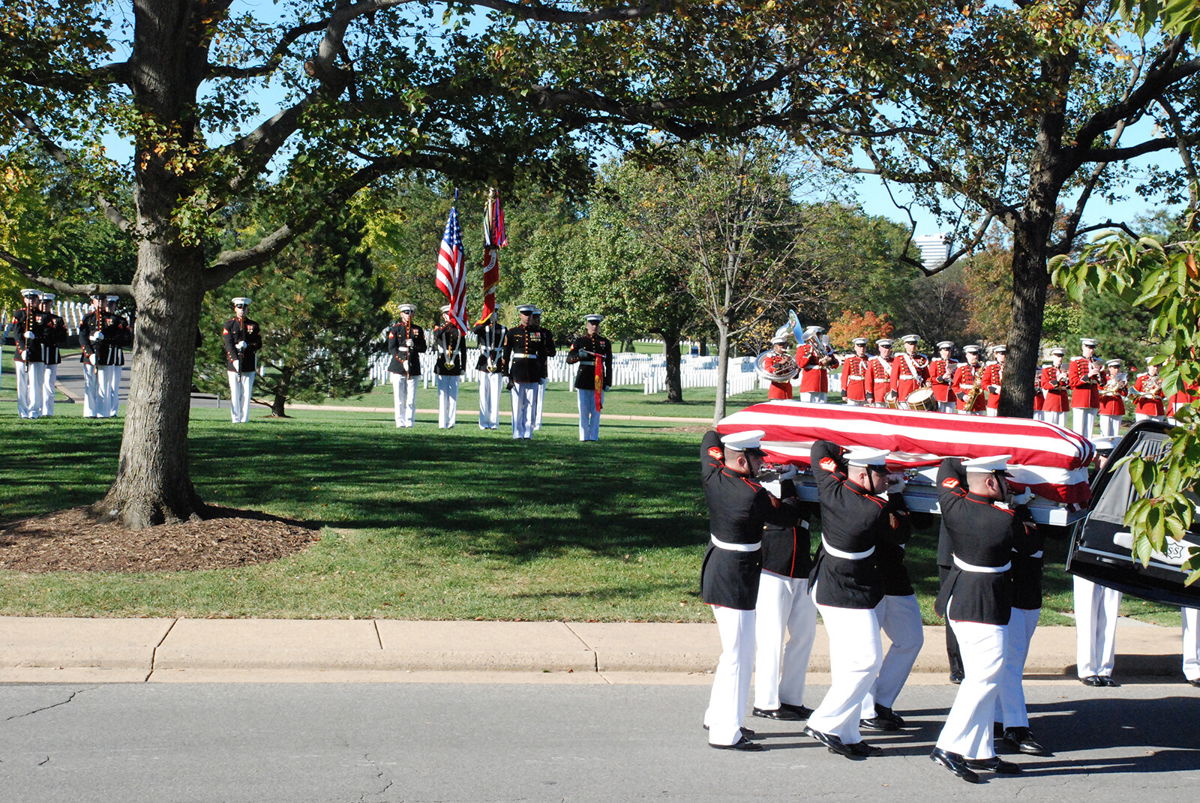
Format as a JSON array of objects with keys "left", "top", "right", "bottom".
[
  {"left": 0, "top": 247, "right": 132, "bottom": 296},
  {"left": 1080, "top": 135, "right": 1184, "bottom": 162},
  {"left": 5, "top": 61, "right": 131, "bottom": 91},
  {"left": 7, "top": 108, "right": 132, "bottom": 234}
]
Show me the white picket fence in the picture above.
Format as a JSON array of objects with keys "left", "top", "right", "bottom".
[{"left": 2, "top": 300, "right": 94, "bottom": 336}]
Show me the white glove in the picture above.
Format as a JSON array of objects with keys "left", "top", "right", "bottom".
[
  {"left": 232, "top": 359, "right": 241, "bottom": 372},
  {"left": 236, "top": 340, "right": 248, "bottom": 350},
  {"left": 20, "top": 350, "right": 28, "bottom": 361},
  {"left": 88, "top": 353, "right": 96, "bottom": 365},
  {"left": 1012, "top": 488, "right": 1034, "bottom": 505},
  {"left": 405, "top": 338, "right": 413, "bottom": 347},
  {"left": 887, "top": 473, "right": 907, "bottom": 493},
  {"left": 760, "top": 479, "right": 783, "bottom": 499},
  {"left": 24, "top": 330, "right": 35, "bottom": 340},
  {"left": 91, "top": 330, "right": 105, "bottom": 342}
]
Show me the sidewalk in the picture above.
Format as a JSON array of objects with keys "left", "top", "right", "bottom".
[{"left": 0, "top": 617, "right": 1187, "bottom": 684}]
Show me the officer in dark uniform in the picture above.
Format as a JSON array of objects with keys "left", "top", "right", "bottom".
[
  {"left": 566, "top": 313, "right": 613, "bottom": 441},
  {"left": 221, "top": 296, "right": 262, "bottom": 424},
  {"left": 931, "top": 455, "right": 1034, "bottom": 783},
  {"left": 700, "top": 428, "right": 801, "bottom": 751},
  {"left": 531, "top": 308, "right": 555, "bottom": 431},
  {"left": 473, "top": 307, "right": 507, "bottom": 430},
  {"left": 432, "top": 304, "right": 466, "bottom": 429},
  {"left": 385, "top": 303, "right": 427, "bottom": 428},
  {"left": 503, "top": 304, "right": 543, "bottom": 439},
  {"left": 12, "top": 288, "right": 47, "bottom": 418},
  {"left": 37, "top": 293, "right": 66, "bottom": 417},
  {"left": 79, "top": 293, "right": 133, "bottom": 418},
  {"left": 803, "top": 441, "right": 898, "bottom": 759}
]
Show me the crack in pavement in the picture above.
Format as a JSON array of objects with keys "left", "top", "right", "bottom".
[
  {"left": 357, "top": 752, "right": 395, "bottom": 802},
  {"left": 4, "top": 687, "right": 93, "bottom": 722},
  {"left": 37, "top": 756, "right": 50, "bottom": 766}
]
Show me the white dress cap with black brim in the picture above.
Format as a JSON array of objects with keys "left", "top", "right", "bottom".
[
  {"left": 844, "top": 447, "right": 890, "bottom": 467},
  {"left": 901, "top": 334, "right": 919, "bottom": 344},
  {"left": 585, "top": 314, "right": 604, "bottom": 323},
  {"left": 770, "top": 335, "right": 787, "bottom": 345},
  {"left": 41, "top": 293, "right": 55, "bottom": 301},
  {"left": 231, "top": 297, "right": 252, "bottom": 306},
  {"left": 439, "top": 304, "right": 451, "bottom": 314},
  {"left": 1081, "top": 337, "right": 1098, "bottom": 347},
  {"left": 992, "top": 344, "right": 1007, "bottom": 354},
  {"left": 963, "top": 344, "right": 981, "bottom": 354},
  {"left": 1105, "top": 359, "right": 1122, "bottom": 368},
  {"left": 876, "top": 338, "right": 893, "bottom": 347},
  {"left": 852, "top": 337, "right": 869, "bottom": 346},
  {"left": 963, "top": 455, "right": 1012, "bottom": 474},
  {"left": 1091, "top": 436, "right": 1121, "bottom": 452},
  {"left": 720, "top": 429, "right": 765, "bottom": 452},
  {"left": 936, "top": 340, "right": 954, "bottom": 350},
  {"left": 1051, "top": 347, "right": 1065, "bottom": 356},
  {"left": 20, "top": 288, "right": 40, "bottom": 298},
  {"left": 517, "top": 304, "right": 534, "bottom": 314},
  {"left": 397, "top": 303, "right": 415, "bottom": 313}
]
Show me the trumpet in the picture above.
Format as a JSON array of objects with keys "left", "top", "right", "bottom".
[{"left": 1100, "top": 375, "right": 1127, "bottom": 397}]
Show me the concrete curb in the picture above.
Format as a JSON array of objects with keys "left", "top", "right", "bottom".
[{"left": 0, "top": 617, "right": 1187, "bottom": 683}]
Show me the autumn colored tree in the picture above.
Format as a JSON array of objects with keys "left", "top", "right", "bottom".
[{"left": 827, "top": 310, "right": 894, "bottom": 350}]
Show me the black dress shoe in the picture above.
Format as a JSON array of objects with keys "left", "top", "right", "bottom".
[
  {"left": 860, "top": 716, "right": 900, "bottom": 732},
  {"left": 1002, "top": 727, "right": 1049, "bottom": 756},
  {"left": 753, "top": 706, "right": 802, "bottom": 721},
  {"left": 847, "top": 740, "right": 883, "bottom": 757},
  {"left": 1188, "top": 678, "right": 1200, "bottom": 687},
  {"left": 711, "top": 736, "right": 764, "bottom": 752},
  {"left": 993, "top": 722, "right": 1005, "bottom": 739},
  {"left": 873, "top": 705, "right": 906, "bottom": 728},
  {"left": 1100, "top": 675, "right": 1119, "bottom": 687},
  {"left": 804, "top": 726, "right": 864, "bottom": 760},
  {"left": 778, "top": 702, "right": 813, "bottom": 719},
  {"left": 949, "top": 672, "right": 964, "bottom": 685},
  {"left": 930, "top": 747, "right": 980, "bottom": 783},
  {"left": 965, "top": 756, "right": 1022, "bottom": 774},
  {"left": 1082, "top": 675, "right": 1106, "bottom": 687}
]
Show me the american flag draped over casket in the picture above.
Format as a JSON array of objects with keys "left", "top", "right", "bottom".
[{"left": 716, "top": 401, "right": 1096, "bottom": 505}]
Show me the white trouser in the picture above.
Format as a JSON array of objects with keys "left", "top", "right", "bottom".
[
  {"left": 798, "top": 391, "right": 826, "bottom": 404},
  {"left": 1074, "top": 576, "right": 1122, "bottom": 678},
  {"left": 936, "top": 617, "right": 1006, "bottom": 760},
  {"left": 1135, "top": 413, "right": 1167, "bottom": 424},
  {"left": 986, "top": 407, "right": 999, "bottom": 417},
  {"left": 998, "top": 607, "right": 1041, "bottom": 728},
  {"left": 1098, "top": 414, "right": 1121, "bottom": 438},
  {"left": 577, "top": 388, "right": 603, "bottom": 441},
  {"left": 705, "top": 605, "right": 756, "bottom": 746},
  {"left": 99, "top": 365, "right": 121, "bottom": 416},
  {"left": 82, "top": 362, "right": 101, "bottom": 417},
  {"left": 1032, "top": 409, "right": 1044, "bottom": 421},
  {"left": 1182, "top": 607, "right": 1199, "bottom": 681},
  {"left": 862, "top": 594, "right": 924, "bottom": 715},
  {"left": 478, "top": 372, "right": 502, "bottom": 429},
  {"left": 808, "top": 600, "right": 882, "bottom": 744},
  {"left": 227, "top": 370, "right": 255, "bottom": 423},
  {"left": 844, "top": 398, "right": 865, "bottom": 407},
  {"left": 1044, "top": 410, "right": 1067, "bottom": 429},
  {"left": 390, "top": 374, "right": 417, "bottom": 427},
  {"left": 938, "top": 401, "right": 957, "bottom": 414},
  {"left": 753, "top": 573, "right": 817, "bottom": 711},
  {"left": 15, "top": 361, "right": 45, "bottom": 418},
  {"left": 1072, "top": 407, "right": 1098, "bottom": 438},
  {"left": 511, "top": 382, "right": 537, "bottom": 439},
  {"left": 436, "top": 375, "right": 460, "bottom": 428},
  {"left": 41, "top": 364, "right": 57, "bottom": 416},
  {"left": 534, "top": 378, "right": 546, "bottom": 430}
]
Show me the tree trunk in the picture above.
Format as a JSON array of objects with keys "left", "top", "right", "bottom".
[
  {"left": 699, "top": 337, "right": 708, "bottom": 356},
  {"left": 999, "top": 218, "right": 1052, "bottom": 419},
  {"left": 271, "top": 367, "right": 292, "bottom": 417},
  {"left": 713, "top": 321, "right": 730, "bottom": 425},
  {"left": 96, "top": 242, "right": 205, "bottom": 527},
  {"left": 662, "top": 329, "right": 684, "bottom": 403}
]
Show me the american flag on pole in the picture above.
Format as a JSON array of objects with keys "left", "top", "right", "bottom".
[
  {"left": 477, "top": 189, "right": 507, "bottom": 324},
  {"left": 436, "top": 201, "right": 468, "bottom": 333}
]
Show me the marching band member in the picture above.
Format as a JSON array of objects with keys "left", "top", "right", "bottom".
[
  {"left": 1168, "top": 377, "right": 1197, "bottom": 425},
  {"left": 1132, "top": 359, "right": 1166, "bottom": 423},
  {"left": 752, "top": 465, "right": 816, "bottom": 723},
  {"left": 869, "top": 339, "right": 895, "bottom": 407},
  {"left": 37, "top": 293, "right": 66, "bottom": 417},
  {"left": 12, "top": 288, "right": 47, "bottom": 418},
  {"left": 803, "top": 442, "right": 893, "bottom": 759},
  {"left": 930, "top": 341, "right": 959, "bottom": 414},
  {"left": 473, "top": 308, "right": 507, "bottom": 430},
  {"left": 221, "top": 296, "right": 261, "bottom": 424},
  {"left": 983, "top": 345, "right": 1006, "bottom": 417},
  {"left": 432, "top": 305, "right": 466, "bottom": 429},
  {"left": 764, "top": 336, "right": 795, "bottom": 400},
  {"left": 931, "top": 455, "right": 1030, "bottom": 783},
  {"left": 889, "top": 334, "right": 928, "bottom": 409},
  {"left": 796, "top": 325, "right": 838, "bottom": 403},
  {"left": 952, "top": 345, "right": 987, "bottom": 415},
  {"left": 1031, "top": 369, "right": 1045, "bottom": 421},
  {"left": 1097, "top": 359, "right": 1127, "bottom": 438},
  {"left": 700, "top": 429, "right": 801, "bottom": 751},
  {"left": 1069, "top": 338, "right": 1102, "bottom": 437},
  {"left": 566, "top": 314, "right": 612, "bottom": 441},
  {"left": 1040, "top": 348, "right": 1070, "bottom": 429},
  {"left": 503, "top": 305, "right": 544, "bottom": 440},
  {"left": 840, "top": 338, "right": 872, "bottom": 406},
  {"left": 386, "top": 303, "right": 427, "bottom": 428}
]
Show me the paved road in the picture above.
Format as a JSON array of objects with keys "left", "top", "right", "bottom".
[{"left": 1, "top": 680, "right": 1196, "bottom": 801}]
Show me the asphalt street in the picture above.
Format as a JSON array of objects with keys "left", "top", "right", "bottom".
[{"left": 1, "top": 680, "right": 1197, "bottom": 802}]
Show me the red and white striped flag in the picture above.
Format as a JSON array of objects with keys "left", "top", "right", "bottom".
[
  {"left": 477, "top": 189, "right": 506, "bottom": 324},
  {"left": 436, "top": 203, "right": 467, "bottom": 333},
  {"left": 718, "top": 401, "right": 1097, "bottom": 504}
]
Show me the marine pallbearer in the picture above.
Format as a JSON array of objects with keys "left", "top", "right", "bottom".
[
  {"left": 565, "top": 314, "right": 612, "bottom": 442},
  {"left": 221, "top": 297, "right": 262, "bottom": 424},
  {"left": 385, "top": 303, "right": 427, "bottom": 428}
]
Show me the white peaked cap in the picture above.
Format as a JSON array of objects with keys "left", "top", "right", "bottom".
[
  {"left": 1051, "top": 347, "right": 1065, "bottom": 355},
  {"left": 585, "top": 314, "right": 603, "bottom": 323},
  {"left": 439, "top": 304, "right": 451, "bottom": 313},
  {"left": 231, "top": 297, "right": 251, "bottom": 306},
  {"left": 964, "top": 345, "right": 981, "bottom": 354},
  {"left": 1081, "top": 338, "right": 1098, "bottom": 347},
  {"left": 1091, "top": 436, "right": 1121, "bottom": 452},
  {"left": 936, "top": 341, "right": 954, "bottom": 349},
  {"left": 721, "top": 429, "right": 765, "bottom": 452},
  {"left": 852, "top": 337, "right": 868, "bottom": 346},
  {"left": 901, "top": 334, "right": 919, "bottom": 343},
  {"left": 20, "top": 288, "right": 40, "bottom": 297},
  {"left": 963, "top": 455, "right": 1012, "bottom": 473},
  {"left": 845, "top": 447, "right": 890, "bottom": 467},
  {"left": 770, "top": 335, "right": 787, "bottom": 345},
  {"left": 1105, "top": 359, "right": 1122, "bottom": 368},
  {"left": 40, "top": 293, "right": 55, "bottom": 301},
  {"left": 398, "top": 303, "right": 415, "bottom": 312}
]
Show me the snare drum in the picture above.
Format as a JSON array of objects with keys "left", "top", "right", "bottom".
[{"left": 906, "top": 388, "right": 937, "bottom": 411}]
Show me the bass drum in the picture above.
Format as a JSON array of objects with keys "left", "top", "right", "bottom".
[{"left": 906, "top": 388, "right": 937, "bottom": 411}]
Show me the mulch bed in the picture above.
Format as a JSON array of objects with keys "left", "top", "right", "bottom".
[{"left": 0, "top": 506, "right": 319, "bottom": 573}]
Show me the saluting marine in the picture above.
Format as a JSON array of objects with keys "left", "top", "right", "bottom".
[
  {"left": 37, "top": 293, "right": 66, "bottom": 417},
  {"left": 221, "top": 296, "right": 262, "bottom": 424},
  {"left": 432, "top": 304, "right": 466, "bottom": 429},
  {"left": 12, "top": 289, "right": 48, "bottom": 418},
  {"left": 503, "top": 305, "right": 544, "bottom": 440},
  {"left": 473, "top": 308, "right": 507, "bottom": 430},
  {"left": 385, "top": 303, "right": 427, "bottom": 428},
  {"left": 565, "top": 314, "right": 612, "bottom": 441},
  {"left": 79, "top": 293, "right": 133, "bottom": 418}
]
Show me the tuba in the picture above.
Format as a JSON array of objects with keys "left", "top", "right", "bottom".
[{"left": 756, "top": 350, "right": 798, "bottom": 382}]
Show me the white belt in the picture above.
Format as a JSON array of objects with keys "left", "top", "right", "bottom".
[
  {"left": 821, "top": 537, "right": 874, "bottom": 561},
  {"left": 511, "top": 353, "right": 538, "bottom": 359},
  {"left": 579, "top": 360, "right": 595, "bottom": 366},
  {"left": 900, "top": 374, "right": 916, "bottom": 380},
  {"left": 953, "top": 555, "right": 1011, "bottom": 574},
  {"left": 710, "top": 535, "right": 761, "bottom": 552},
  {"left": 395, "top": 347, "right": 409, "bottom": 353},
  {"left": 846, "top": 374, "right": 864, "bottom": 380}
]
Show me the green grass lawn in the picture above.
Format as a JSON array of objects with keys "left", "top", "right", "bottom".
[{"left": 0, "top": 346, "right": 1178, "bottom": 625}]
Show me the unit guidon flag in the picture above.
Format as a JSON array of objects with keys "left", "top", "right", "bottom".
[{"left": 717, "top": 401, "right": 1096, "bottom": 504}]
